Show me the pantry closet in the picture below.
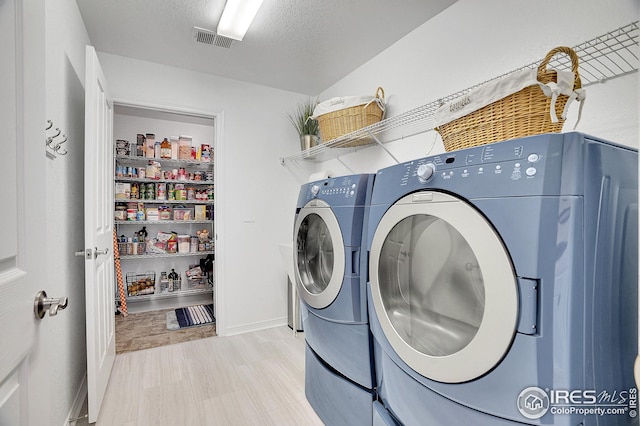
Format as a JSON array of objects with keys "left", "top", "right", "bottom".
[{"left": 112, "top": 104, "right": 218, "bottom": 352}]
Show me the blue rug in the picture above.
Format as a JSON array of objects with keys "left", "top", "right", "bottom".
[{"left": 166, "top": 304, "right": 215, "bottom": 330}]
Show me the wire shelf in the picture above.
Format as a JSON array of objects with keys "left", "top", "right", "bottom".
[{"left": 281, "top": 21, "right": 638, "bottom": 164}]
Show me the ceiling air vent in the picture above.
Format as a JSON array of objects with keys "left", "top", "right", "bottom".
[
  {"left": 192, "top": 27, "right": 234, "bottom": 49},
  {"left": 214, "top": 34, "right": 233, "bottom": 48}
]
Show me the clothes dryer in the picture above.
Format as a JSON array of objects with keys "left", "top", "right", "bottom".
[
  {"left": 294, "top": 173, "right": 375, "bottom": 425},
  {"left": 366, "top": 133, "right": 638, "bottom": 425}
]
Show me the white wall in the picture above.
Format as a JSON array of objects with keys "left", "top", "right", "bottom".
[
  {"left": 45, "top": 0, "right": 91, "bottom": 424},
  {"left": 97, "top": 52, "right": 308, "bottom": 335},
  {"left": 316, "top": 0, "right": 639, "bottom": 175}
]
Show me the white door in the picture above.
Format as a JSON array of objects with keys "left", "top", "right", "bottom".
[
  {"left": 294, "top": 200, "right": 345, "bottom": 309},
  {"left": 0, "top": 0, "right": 49, "bottom": 424},
  {"left": 84, "top": 45, "right": 116, "bottom": 424},
  {"left": 369, "top": 191, "right": 519, "bottom": 383}
]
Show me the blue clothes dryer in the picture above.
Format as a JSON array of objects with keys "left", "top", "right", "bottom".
[
  {"left": 294, "top": 173, "right": 376, "bottom": 425},
  {"left": 366, "top": 133, "right": 638, "bottom": 425}
]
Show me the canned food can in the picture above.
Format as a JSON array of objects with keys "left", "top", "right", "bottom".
[
  {"left": 146, "top": 183, "right": 155, "bottom": 200},
  {"left": 157, "top": 183, "right": 166, "bottom": 200}
]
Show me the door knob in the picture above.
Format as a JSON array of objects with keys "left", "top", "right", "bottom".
[
  {"left": 94, "top": 247, "right": 109, "bottom": 258},
  {"left": 74, "top": 248, "right": 109, "bottom": 259},
  {"left": 34, "top": 290, "right": 68, "bottom": 319}
]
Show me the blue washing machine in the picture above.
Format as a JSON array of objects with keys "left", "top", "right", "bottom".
[
  {"left": 294, "top": 173, "right": 376, "bottom": 425},
  {"left": 366, "top": 132, "right": 638, "bottom": 425}
]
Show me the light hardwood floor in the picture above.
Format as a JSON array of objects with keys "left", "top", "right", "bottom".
[{"left": 74, "top": 326, "right": 323, "bottom": 425}]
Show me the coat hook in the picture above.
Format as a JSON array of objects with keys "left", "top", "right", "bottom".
[
  {"left": 54, "top": 135, "right": 68, "bottom": 155},
  {"left": 45, "top": 120, "right": 69, "bottom": 158}
]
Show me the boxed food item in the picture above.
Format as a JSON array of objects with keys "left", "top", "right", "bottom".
[
  {"left": 115, "top": 139, "right": 130, "bottom": 156},
  {"left": 201, "top": 144, "right": 211, "bottom": 162},
  {"left": 115, "top": 183, "right": 131, "bottom": 199},
  {"left": 194, "top": 205, "right": 207, "bottom": 220},
  {"left": 146, "top": 207, "right": 159, "bottom": 221},
  {"left": 173, "top": 208, "right": 193, "bottom": 221}
]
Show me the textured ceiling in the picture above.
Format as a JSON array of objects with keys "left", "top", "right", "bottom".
[{"left": 75, "top": 0, "right": 457, "bottom": 94}]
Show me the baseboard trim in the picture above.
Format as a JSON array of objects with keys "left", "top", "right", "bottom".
[
  {"left": 64, "top": 373, "right": 87, "bottom": 425},
  {"left": 223, "top": 317, "right": 287, "bottom": 336}
]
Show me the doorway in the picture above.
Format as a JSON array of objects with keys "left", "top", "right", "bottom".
[{"left": 112, "top": 103, "right": 220, "bottom": 352}]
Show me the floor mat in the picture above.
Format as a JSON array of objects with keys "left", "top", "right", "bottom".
[{"left": 166, "top": 304, "right": 215, "bottom": 330}]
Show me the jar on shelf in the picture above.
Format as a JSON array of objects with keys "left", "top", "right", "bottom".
[
  {"left": 178, "top": 235, "right": 190, "bottom": 253},
  {"left": 170, "top": 136, "right": 179, "bottom": 160},
  {"left": 160, "top": 138, "right": 171, "bottom": 159},
  {"left": 178, "top": 135, "right": 192, "bottom": 160},
  {"left": 145, "top": 133, "right": 155, "bottom": 158}
]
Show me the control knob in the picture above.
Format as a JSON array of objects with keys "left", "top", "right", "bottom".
[
  {"left": 310, "top": 184, "right": 320, "bottom": 196},
  {"left": 417, "top": 163, "right": 435, "bottom": 183}
]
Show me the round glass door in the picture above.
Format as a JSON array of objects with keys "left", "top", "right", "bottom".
[
  {"left": 294, "top": 200, "right": 345, "bottom": 309},
  {"left": 370, "top": 191, "right": 518, "bottom": 383}
]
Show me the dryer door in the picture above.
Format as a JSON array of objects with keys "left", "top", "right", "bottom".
[
  {"left": 294, "top": 200, "right": 346, "bottom": 309},
  {"left": 370, "top": 191, "right": 518, "bottom": 383}
]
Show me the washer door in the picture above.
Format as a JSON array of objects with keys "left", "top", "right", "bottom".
[
  {"left": 370, "top": 191, "right": 518, "bottom": 383},
  {"left": 294, "top": 200, "right": 345, "bottom": 309}
]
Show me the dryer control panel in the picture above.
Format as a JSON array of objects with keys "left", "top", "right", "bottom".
[{"left": 297, "top": 173, "right": 374, "bottom": 208}]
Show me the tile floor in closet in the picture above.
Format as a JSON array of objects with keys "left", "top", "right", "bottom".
[
  {"left": 114, "top": 308, "right": 217, "bottom": 353},
  {"left": 73, "top": 325, "right": 322, "bottom": 425}
]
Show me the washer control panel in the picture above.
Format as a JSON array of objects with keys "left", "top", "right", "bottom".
[
  {"left": 403, "top": 141, "right": 545, "bottom": 186},
  {"left": 374, "top": 134, "right": 566, "bottom": 201}
]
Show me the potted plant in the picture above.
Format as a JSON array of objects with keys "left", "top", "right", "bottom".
[{"left": 287, "top": 97, "right": 320, "bottom": 153}]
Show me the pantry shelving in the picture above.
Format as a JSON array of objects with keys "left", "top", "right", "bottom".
[
  {"left": 119, "top": 287, "right": 213, "bottom": 303},
  {"left": 113, "top": 126, "right": 215, "bottom": 310},
  {"left": 118, "top": 251, "right": 215, "bottom": 260},
  {"left": 116, "top": 220, "right": 212, "bottom": 225}
]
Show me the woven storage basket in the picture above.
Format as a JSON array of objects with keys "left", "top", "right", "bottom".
[
  {"left": 316, "top": 87, "right": 385, "bottom": 147},
  {"left": 436, "top": 47, "right": 582, "bottom": 152}
]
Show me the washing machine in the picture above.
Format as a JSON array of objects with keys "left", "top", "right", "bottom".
[
  {"left": 366, "top": 132, "right": 638, "bottom": 425},
  {"left": 294, "top": 173, "right": 376, "bottom": 425}
]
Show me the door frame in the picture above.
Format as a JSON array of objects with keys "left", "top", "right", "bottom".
[
  {"left": 369, "top": 190, "right": 519, "bottom": 383},
  {"left": 111, "top": 99, "right": 226, "bottom": 335}
]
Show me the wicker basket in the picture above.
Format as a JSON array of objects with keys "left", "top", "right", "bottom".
[
  {"left": 316, "top": 87, "right": 385, "bottom": 147},
  {"left": 436, "top": 47, "right": 582, "bottom": 152}
]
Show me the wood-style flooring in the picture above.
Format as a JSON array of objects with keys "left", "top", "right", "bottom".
[
  {"left": 115, "top": 308, "right": 217, "bottom": 353},
  {"left": 73, "top": 326, "right": 322, "bottom": 425}
]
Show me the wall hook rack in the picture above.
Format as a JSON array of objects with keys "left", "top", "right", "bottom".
[{"left": 46, "top": 120, "right": 68, "bottom": 158}]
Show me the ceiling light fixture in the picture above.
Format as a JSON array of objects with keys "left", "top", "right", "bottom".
[{"left": 216, "top": 0, "right": 264, "bottom": 41}]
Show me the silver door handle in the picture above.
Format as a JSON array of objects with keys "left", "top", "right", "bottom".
[
  {"left": 94, "top": 247, "right": 109, "bottom": 258},
  {"left": 34, "top": 290, "right": 68, "bottom": 319}
]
